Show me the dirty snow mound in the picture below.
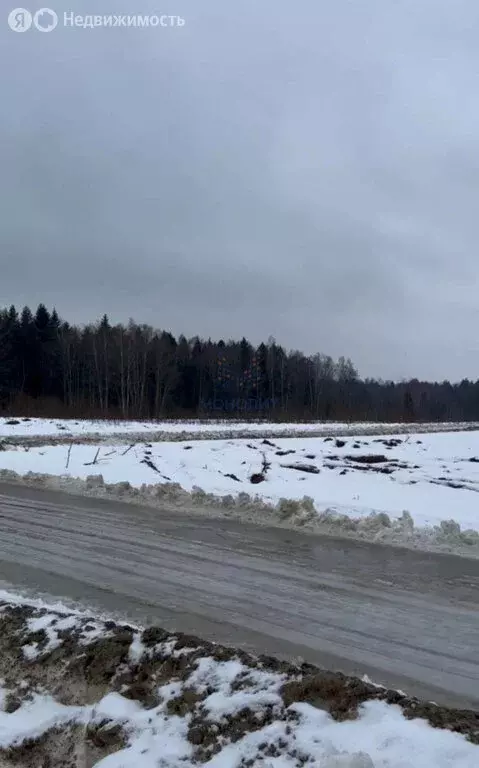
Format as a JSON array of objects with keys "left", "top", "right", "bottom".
[{"left": 0, "top": 591, "right": 477, "bottom": 768}]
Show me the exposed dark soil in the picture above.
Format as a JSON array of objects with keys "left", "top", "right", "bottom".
[
  {"left": 281, "top": 463, "right": 320, "bottom": 475},
  {"left": 373, "top": 438, "right": 403, "bottom": 448},
  {"left": 0, "top": 600, "right": 478, "bottom": 768},
  {"left": 344, "top": 454, "right": 388, "bottom": 464},
  {"left": 0, "top": 723, "right": 127, "bottom": 768}
]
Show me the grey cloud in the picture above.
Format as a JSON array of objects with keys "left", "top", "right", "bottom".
[{"left": 1, "top": 0, "right": 479, "bottom": 380}]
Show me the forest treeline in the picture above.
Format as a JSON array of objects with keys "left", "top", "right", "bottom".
[{"left": 0, "top": 303, "right": 478, "bottom": 421}]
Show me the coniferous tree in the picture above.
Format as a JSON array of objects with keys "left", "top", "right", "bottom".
[{"left": 0, "top": 301, "right": 478, "bottom": 420}]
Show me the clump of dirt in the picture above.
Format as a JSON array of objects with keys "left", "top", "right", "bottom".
[
  {"left": 118, "top": 668, "right": 160, "bottom": 708},
  {"left": 282, "top": 672, "right": 377, "bottom": 720},
  {"left": 224, "top": 473, "right": 241, "bottom": 482},
  {"left": 188, "top": 704, "right": 279, "bottom": 762},
  {"left": 26, "top": 628, "right": 48, "bottom": 650},
  {"left": 81, "top": 631, "right": 133, "bottom": 680},
  {"left": 0, "top": 606, "right": 136, "bottom": 707},
  {"left": 399, "top": 700, "right": 479, "bottom": 741},
  {"left": 373, "top": 438, "right": 403, "bottom": 448},
  {"left": 344, "top": 454, "right": 388, "bottom": 464},
  {"left": 141, "top": 626, "right": 169, "bottom": 646},
  {"left": 281, "top": 672, "right": 479, "bottom": 744},
  {"left": 0, "top": 722, "right": 127, "bottom": 768},
  {"left": 0, "top": 604, "right": 38, "bottom": 656},
  {"left": 140, "top": 456, "right": 171, "bottom": 480},
  {"left": 281, "top": 463, "right": 320, "bottom": 475},
  {"left": 3, "top": 693, "right": 23, "bottom": 714},
  {"left": 176, "top": 631, "right": 214, "bottom": 654},
  {"left": 167, "top": 687, "right": 205, "bottom": 717},
  {"left": 86, "top": 720, "right": 127, "bottom": 753},
  {"left": 249, "top": 451, "right": 271, "bottom": 484}
]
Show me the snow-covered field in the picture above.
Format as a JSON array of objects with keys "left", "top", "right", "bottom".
[
  {"left": 1, "top": 416, "right": 479, "bottom": 442},
  {"left": 0, "top": 590, "right": 477, "bottom": 768},
  {"left": 1, "top": 431, "right": 479, "bottom": 536}
]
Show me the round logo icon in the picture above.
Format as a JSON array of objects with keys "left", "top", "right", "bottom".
[
  {"left": 8, "top": 8, "right": 32, "bottom": 31},
  {"left": 33, "top": 8, "right": 58, "bottom": 31}
]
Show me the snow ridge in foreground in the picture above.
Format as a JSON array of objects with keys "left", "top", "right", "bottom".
[{"left": 0, "top": 591, "right": 477, "bottom": 768}]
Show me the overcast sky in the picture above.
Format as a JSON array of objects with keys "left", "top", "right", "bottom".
[{"left": 2, "top": 0, "right": 479, "bottom": 381}]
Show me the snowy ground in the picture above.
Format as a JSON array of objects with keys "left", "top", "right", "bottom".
[
  {"left": 0, "top": 417, "right": 388, "bottom": 439},
  {"left": 1, "top": 416, "right": 479, "bottom": 443},
  {"left": 0, "top": 590, "right": 477, "bottom": 768},
  {"left": 0, "top": 431, "right": 478, "bottom": 537},
  {"left": 0, "top": 416, "right": 332, "bottom": 439}
]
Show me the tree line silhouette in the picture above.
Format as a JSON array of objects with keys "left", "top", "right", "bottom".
[{"left": 0, "top": 303, "right": 478, "bottom": 421}]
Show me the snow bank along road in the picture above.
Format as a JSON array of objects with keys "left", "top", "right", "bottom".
[
  {"left": 0, "top": 483, "right": 478, "bottom": 711},
  {"left": 2, "top": 430, "right": 479, "bottom": 557}
]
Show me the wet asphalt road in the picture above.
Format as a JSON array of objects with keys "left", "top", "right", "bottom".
[{"left": 0, "top": 482, "right": 478, "bottom": 708}]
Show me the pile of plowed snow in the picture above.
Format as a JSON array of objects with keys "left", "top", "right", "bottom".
[{"left": 0, "top": 590, "right": 477, "bottom": 768}]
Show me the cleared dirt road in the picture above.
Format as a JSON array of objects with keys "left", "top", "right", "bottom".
[
  {"left": 0, "top": 482, "right": 478, "bottom": 709},
  {"left": 2, "top": 420, "right": 479, "bottom": 447}
]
